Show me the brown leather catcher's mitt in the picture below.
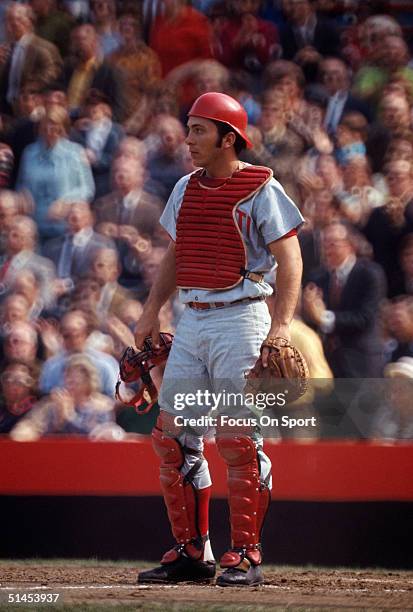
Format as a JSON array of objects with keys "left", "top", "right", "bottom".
[{"left": 244, "top": 336, "right": 309, "bottom": 403}]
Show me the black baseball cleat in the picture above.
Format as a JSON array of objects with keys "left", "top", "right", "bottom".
[
  {"left": 138, "top": 556, "right": 216, "bottom": 584},
  {"left": 216, "top": 564, "right": 264, "bottom": 587}
]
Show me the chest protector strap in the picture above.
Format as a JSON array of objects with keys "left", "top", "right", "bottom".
[{"left": 176, "top": 165, "right": 272, "bottom": 290}]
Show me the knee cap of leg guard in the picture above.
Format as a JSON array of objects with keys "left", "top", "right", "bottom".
[
  {"left": 152, "top": 426, "right": 184, "bottom": 469},
  {"left": 216, "top": 435, "right": 256, "bottom": 466}
]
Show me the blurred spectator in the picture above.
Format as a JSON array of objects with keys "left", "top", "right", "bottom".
[
  {"left": 336, "top": 157, "right": 386, "bottom": 227},
  {"left": 94, "top": 153, "right": 163, "bottom": 239},
  {"left": 320, "top": 56, "right": 372, "bottom": 135},
  {"left": 0, "top": 293, "right": 30, "bottom": 329},
  {"left": 91, "top": 247, "right": 133, "bottom": 321},
  {"left": 70, "top": 89, "right": 124, "bottom": 198},
  {"left": 62, "top": 0, "right": 89, "bottom": 22},
  {"left": 149, "top": 0, "right": 213, "bottom": 77},
  {"left": 0, "top": 361, "right": 38, "bottom": 433},
  {"left": 108, "top": 11, "right": 161, "bottom": 119},
  {"left": 368, "top": 357, "right": 413, "bottom": 440},
  {"left": 42, "top": 201, "right": 114, "bottom": 297},
  {"left": 1, "top": 320, "right": 40, "bottom": 371},
  {"left": 299, "top": 165, "right": 342, "bottom": 282},
  {"left": 0, "top": 2, "right": 62, "bottom": 116},
  {"left": 385, "top": 133, "right": 413, "bottom": 164},
  {"left": 11, "top": 353, "right": 117, "bottom": 440},
  {"left": 398, "top": 233, "right": 413, "bottom": 295},
  {"left": 367, "top": 91, "right": 412, "bottom": 173},
  {"left": 383, "top": 296, "right": 413, "bottom": 362},
  {"left": 263, "top": 59, "right": 306, "bottom": 114},
  {"left": 0, "top": 215, "right": 55, "bottom": 309},
  {"left": 335, "top": 111, "right": 368, "bottom": 166},
  {"left": 353, "top": 31, "right": 413, "bottom": 107},
  {"left": 256, "top": 86, "right": 307, "bottom": 202},
  {"left": 378, "top": 91, "right": 412, "bottom": 135},
  {"left": 147, "top": 114, "right": 188, "bottom": 200},
  {"left": 213, "top": 0, "right": 279, "bottom": 75},
  {"left": 0, "top": 143, "right": 14, "bottom": 188},
  {"left": 279, "top": 0, "right": 341, "bottom": 61},
  {"left": 63, "top": 23, "right": 127, "bottom": 122},
  {"left": 364, "top": 159, "right": 413, "bottom": 296},
  {"left": 0, "top": 189, "right": 19, "bottom": 255},
  {"left": 11, "top": 269, "right": 52, "bottom": 320},
  {"left": 303, "top": 220, "right": 387, "bottom": 377},
  {"left": 31, "top": 0, "right": 76, "bottom": 58},
  {"left": 90, "top": 0, "right": 121, "bottom": 57},
  {"left": 2, "top": 82, "right": 44, "bottom": 187},
  {"left": 39, "top": 309, "right": 118, "bottom": 398},
  {"left": 16, "top": 105, "right": 95, "bottom": 240}
]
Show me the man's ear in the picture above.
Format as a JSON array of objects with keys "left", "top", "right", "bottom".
[{"left": 222, "top": 131, "right": 236, "bottom": 149}]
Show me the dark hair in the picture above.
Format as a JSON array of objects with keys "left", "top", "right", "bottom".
[{"left": 212, "top": 120, "right": 246, "bottom": 155}]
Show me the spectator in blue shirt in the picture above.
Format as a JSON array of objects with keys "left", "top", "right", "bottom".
[{"left": 16, "top": 105, "right": 95, "bottom": 240}]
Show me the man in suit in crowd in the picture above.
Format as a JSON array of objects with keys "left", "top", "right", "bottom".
[
  {"left": 319, "top": 57, "right": 372, "bottom": 135},
  {"left": 280, "top": 0, "right": 340, "bottom": 62},
  {"left": 42, "top": 200, "right": 114, "bottom": 292},
  {"left": 94, "top": 153, "right": 163, "bottom": 239},
  {"left": 0, "top": 2, "right": 62, "bottom": 116},
  {"left": 302, "top": 220, "right": 387, "bottom": 377},
  {"left": 70, "top": 89, "right": 124, "bottom": 199},
  {"left": 91, "top": 247, "right": 132, "bottom": 320},
  {"left": 62, "top": 23, "right": 127, "bottom": 123},
  {"left": 0, "top": 214, "right": 55, "bottom": 309}
]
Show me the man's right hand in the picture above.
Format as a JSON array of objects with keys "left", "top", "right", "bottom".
[{"left": 134, "top": 308, "right": 161, "bottom": 350}]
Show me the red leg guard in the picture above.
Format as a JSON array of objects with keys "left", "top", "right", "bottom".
[
  {"left": 217, "top": 435, "right": 270, "bottom": 568},
  {"left": 152, "top": 420, "right": 211, "bottom": 563}
]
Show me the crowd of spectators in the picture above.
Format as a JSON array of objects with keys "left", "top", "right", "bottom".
[{"left": 0, "top": 0, "right": 413, "bottom": 442}]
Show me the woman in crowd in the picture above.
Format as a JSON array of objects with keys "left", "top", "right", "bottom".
[
  {"left": 10, "top": 353, "right": 116, "bottom": 439},
  {"left": 16, "top": 105, "right": 95, "bottom": 241}
]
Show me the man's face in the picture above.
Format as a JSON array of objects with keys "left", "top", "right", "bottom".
[
  {"left": 385, "top": 161, "right": 413, "bottom": 198},
  {"left": 158, "top": 119, "right": 184, "bottom": 155},
  {"left": 322, "top": 225, "right": 353, "bottom": 269},
  {"left": 18, "top": 90, "right": 42, "bottom": 117},
  {"left": 6, "top": 6, "right": 31, "bottom": 41},
  {"left": 61, "top": 317, "right": 88, "bottom": 352},
  {"left": 321, "top": 60, "right": 348, "bottom": 95},
  {"left": 380, "top": 96, "right": 410, "bottom": 130},
  {"left": 5, "top": 327, "right": 37, "bottom": 364},
  {"left": 185, "top": 116, "right": 222, "bottom": 168},
  {"left": 93, "top": 250, "right": 118, "bottom": 284},
  {"left": 3, "top": 296, "right": 30, "bottom": 323},
  {"left": 382, "top": 36, "right": 408, "bottom": 69},
  {"left": 0, "top": 196, "right": 17, "bottom": 229},
  {"left": 8, "top": 222, "right": 31, "bottom": 254},
  {"left": 400, "top": 245, "right": 413, "bottom": 277},
  {"left": 72, "top": 26, "right": 97, "bottom": 61},
  {"left": 387, "top": 301, "right": 413, "bottom": 342},
  {"left": 287, "top": 0, "right": 311, "bottom": 24},
  {"left": 67, "top": 203, "right": 92, "bottom": 233},
  {"left": 113, "top": 160, "right": 144, "bottom": 192}
]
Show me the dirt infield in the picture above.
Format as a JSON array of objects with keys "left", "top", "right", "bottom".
[{"left": 1, "top": 561, "right": 412, "bottom": 610}]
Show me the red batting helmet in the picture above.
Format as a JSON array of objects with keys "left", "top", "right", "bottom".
[{"left": 188, "top": 92, "right": 253, "bottom": 149}]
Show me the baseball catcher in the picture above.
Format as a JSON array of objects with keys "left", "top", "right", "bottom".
[{"left": 134, "top": 92, "right": 305, "bottom": 587}]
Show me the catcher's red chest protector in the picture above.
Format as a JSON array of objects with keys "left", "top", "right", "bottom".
[{"left": 175, "top": 165, "right": 272, "bottom": 290}]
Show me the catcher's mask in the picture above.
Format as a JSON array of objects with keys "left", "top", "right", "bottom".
[{"left": 116, "top": 332, "right": 174, "bottom": 414}]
